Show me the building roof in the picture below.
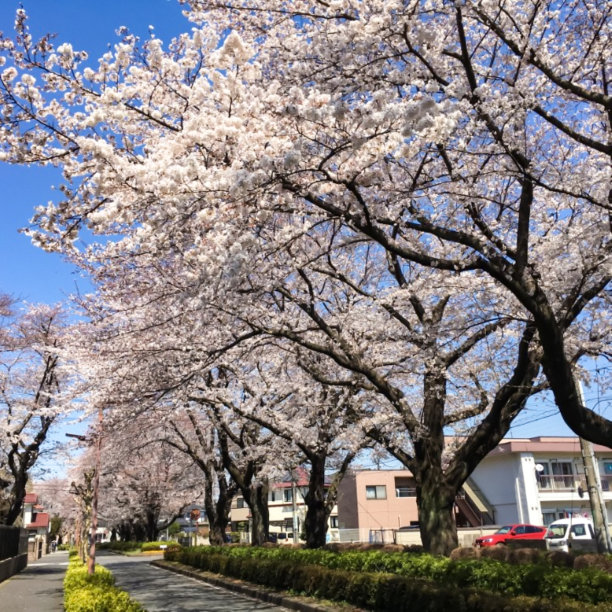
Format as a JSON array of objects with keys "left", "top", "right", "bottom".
[
  {"left": 273, "top": 466, "right": 312, "bottom": 489},
  {"left": 26, "top": 512, "right": 49, "bottom": 530},
  {"left": 23, "top": 493, "right": 38, "bottom": 504},
  {"left": 488, "top": 436, "right": 611, "bottom": 456}
]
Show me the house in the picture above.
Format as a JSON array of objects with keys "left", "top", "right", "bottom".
[
  {"left": 22, "top": 493, "right": 50, "bottom": 561},
  {"left": 335, "top": 468, "right": 495, "bottom": 544},
  {"left": 470, "top": 436, "right": 612, "bottom": 528},
  {"left": 334, "top": 437, "right": 612, "bottom": 546},
  {"left": 336, "top": 469, "right": 419, "bottom": 543},
  {"left": 230, "top": 468, "right": 339, "bottom": 543}
]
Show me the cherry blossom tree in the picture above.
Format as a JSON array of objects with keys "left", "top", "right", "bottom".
[
  {"left": 204, "top": 356, "right": 364, "bottom": 548},
  {"left": 177, "top": 0, "right": 611, "bottom": 444},
  {"left": 84, "top": 417, "right": 200, "bottom": 542},
  {"left": 0, "top": 1, "right": 606, "bottom": 443},
  {"left": 0, "top": 1, "right": 609, "bottom": 554},
  {"left": 0, "top": 301, "right": 71, "bottom": 525}
]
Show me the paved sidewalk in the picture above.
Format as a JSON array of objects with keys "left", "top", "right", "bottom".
[
  {"left": 98, "top": 551, "right": 290, "bottom": 610},
  {"left": 0, "top": 550, "right": 69, "bottom": 612}
]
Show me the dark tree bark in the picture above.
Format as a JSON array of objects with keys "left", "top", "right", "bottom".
[
  {"left": 302, "top": 450, "right": 355, "bottom": 549},
  {"left": 213, "top": 414, "right": 270, "bottom": 546},
  {"left": 1, "top": 349, "right": 58, "bottom": 526},
  {"left": 246, "top": 481, "right": 269, "bottom": 546},
  {"left": 302, "top": 455, "right": 329, "bottom": 548},
  {"left": 165, "top": 415, "right": 237, "bottom": 546},
  {"left": 203, "top": 471, "right": 234, "bottom": 546},
  {"left": 3, "top": 411, "right": 55, "bottom": 525}
]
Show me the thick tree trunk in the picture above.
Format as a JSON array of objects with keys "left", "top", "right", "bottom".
[
  {"left": 416, "top": 477, "right": 458, "bottom": 556},
  {"left": 208, "top": 522, "right": 228, "bottom": 546},
  {"left": 144, "top": 507, "right": 160, "bottom": 541},
  {"left": 303, "top": 456, "right": 329, "bottom": 548},
  {"left": 538, "top": 321, "right": 612, "bottom": 448},
  {"left": 414, "top": 370, "right": 459, "bottom": 555},
  {"left": 248, "top": 481, "right": 269, "bottom": 546},
  {"left": 202, "top": 471, "right": 233, "bottom": 546},
  {"left": 4, "top": 478, "right": 27, "bottom": 525}
]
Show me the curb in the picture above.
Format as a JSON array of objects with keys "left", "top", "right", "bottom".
[{"left": 151, "top": 559, "right": 347, "bottom": 611}]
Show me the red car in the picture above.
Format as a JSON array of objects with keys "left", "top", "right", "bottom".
[{"left": 474, "top": 524, "right": 547, "bottom": 547}]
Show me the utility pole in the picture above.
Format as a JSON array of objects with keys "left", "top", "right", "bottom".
[
  {"left": 577, "top": 380, "right": 611, "bottom": 554},
  {"left": 291, "top": 473, "right": 299, "bottom": 544}
]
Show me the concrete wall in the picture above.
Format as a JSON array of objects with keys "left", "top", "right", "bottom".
[
  {"left": 394, "top": 526, "right": 499, "bottom": 548},
  {"left": 0, "top": 553, "right": 27, "bottom": 583},
  {"left": 471, "top": 454, "right": 524, "bottom": 525},
  {"left": 337, "top": 473, "right": 359, "bottom": 528}
]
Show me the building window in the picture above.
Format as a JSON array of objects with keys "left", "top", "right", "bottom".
[
  {"left": 236, "top": 497, "right": 245, "bottom": 509},
  {"left": 601, "top": 461, "right": 612, "bottom": 492},
  {"left": 537, "top": 461, "right": 575, "bottom": 490},
  {"left": 283, "top": 489, "right": 293, "bottom": 503},
  {"left": 395, "top": 477, "right": 416, "bottom": 497},
  {"left": 330, "top": 516, "right": 339, "bottom": 528},
  {"left": 365, "top": 485, "right": 387, "bottom": 500}
]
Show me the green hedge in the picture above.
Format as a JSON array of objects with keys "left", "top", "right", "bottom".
[
  {"left": 165, "top": 546, "right": 612, "bottom": 610},
  {"left": 141, "top": 540, "right": 179, "bottom": 551},
  {"left": 63, "top": 556, "right": 143, "bottom": 612},
  {"left": 97, "top": 540, "right": 179, "bottom": 552},
  {"left": 97, "top": 541, "right": 142, "bottom": 552}
]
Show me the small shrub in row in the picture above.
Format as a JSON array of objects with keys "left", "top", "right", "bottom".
[
  {"left": 141, "top": 540, "right": 179, "bottom": 552},
  {"left": 63, "top": 556, "right": 143, "bottom": 612},
  {"left": 97, "top": 541, "right": 142, "bottom": 552},
  {"left": 97, "top": 540, "right": 180, "bottom": 553},
  {"left": 163, "top": 549, "right": 612, "bottom": 612}
]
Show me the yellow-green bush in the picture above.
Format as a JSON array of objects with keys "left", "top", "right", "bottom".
[{"left": 63, "top": 557, "right": 143, "bottom": 612}]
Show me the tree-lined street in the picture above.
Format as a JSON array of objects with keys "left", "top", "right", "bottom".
[
  {"left": 0, "top": 0, "right": 610, "bottom": 570},
  {"left": 0, "top": 550, "right": 293, "bottom": 611}
]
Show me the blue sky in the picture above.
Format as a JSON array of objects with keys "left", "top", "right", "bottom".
[
  {"left": 0, "top": 1, "right": 604, "bottom": 440},
  {"left": 0, "top": 0, "right": 190, "bottom": 303}
]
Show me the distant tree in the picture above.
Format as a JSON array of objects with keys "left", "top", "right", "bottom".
[
  {"left": 0, "top": 302, "right": 71, "bottom": 525},
  {"left": 49, "top": 514, "right": 62, "bottom": 540}
]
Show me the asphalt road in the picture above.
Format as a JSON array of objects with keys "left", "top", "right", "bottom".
[
  {"left": 97, "top": 551, "right": 289, "bottom": 611},
  {"left": 0, "top": 550, "right": 68, "bottom": 611}
]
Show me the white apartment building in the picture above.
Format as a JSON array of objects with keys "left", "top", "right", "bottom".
[
  {"left": 230, "top": 468, "right": 339, "bottom": 542},
  {"left": 471, "top": 436, "right": 612, "bottom": 527}
]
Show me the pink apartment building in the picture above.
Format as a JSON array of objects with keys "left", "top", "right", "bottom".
[{"left": 336, "top": 470, "right": 419, "bottom": 532}]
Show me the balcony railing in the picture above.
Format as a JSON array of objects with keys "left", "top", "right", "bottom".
[
  {"left": 537, "top": 474, "right": 577, "bottom": 491},
  {"left": 395, "top": 487, "right": 416, "bottom": 498}
]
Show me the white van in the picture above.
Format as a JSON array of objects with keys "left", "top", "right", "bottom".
[{"left": 545, "top": 517, "right": 595, "bottom": 552}]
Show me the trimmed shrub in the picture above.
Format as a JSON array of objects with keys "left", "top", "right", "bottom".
[
  {"left": 546, "top": 550, "right": 574, "bottom": 567},
  {"left": 63, "top": 557, "right": 143, "bottom": 612},
  {"left": 164, "top": 545, "right": 612, "bottom": 608},
  {"left": 449, "top": 546, "right": 478, "bottom": 561},
  {"left": 507, "top": 547, "right": 545, "bottom": 566},
  {"left": 141, "top": 541, "right": 178, "bottom": 552},
  {"left": 97, "top": 541, "right": 141, "bottom": 552},
  {"left": 573, "top": 553, "right": 612, "bottom": 573},
  {"left": 479, "top": 545, "right": 508, "bottom": 562}
]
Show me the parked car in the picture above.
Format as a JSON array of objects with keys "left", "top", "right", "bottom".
[
  {"left": 474, "top": 524, "right": 547, "bottom": 547},
  {"left": 545, "top": 517, "right": 595, "bottom": 552}
]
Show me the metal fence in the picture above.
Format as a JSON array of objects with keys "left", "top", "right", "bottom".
[{"left": 0, "top": 526, "right": 28, "bottom": 561}]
